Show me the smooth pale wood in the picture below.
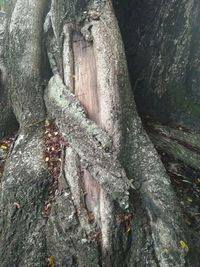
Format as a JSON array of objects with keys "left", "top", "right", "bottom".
[
  {"left": 73, "top": 32, "right": 101, "bottom": 126},
  {"left": 73, "top": 31, "right": 103, "bottom": 224},
  {"left": 81, "top": 169, "right": 101, "bottom": 225}
]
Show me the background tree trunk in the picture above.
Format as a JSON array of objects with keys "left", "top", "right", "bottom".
[
  {"left": 0, "top": 11, "right": 17, "bottom": 138},
  {"left": 114, "top": 1, "right": 200, "bottom": 260},
  {"left": 0, "top": 0, "right": 199, "bottom": 266},
  {"left": 114, "top": 0, "right": 200, "bottom": 129}
]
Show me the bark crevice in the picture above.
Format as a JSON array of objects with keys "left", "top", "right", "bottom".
[{"left": 0, "top": 0, "right": 198, "bottom": 266}]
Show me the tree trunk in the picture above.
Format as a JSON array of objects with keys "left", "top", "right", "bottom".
[
  {"left": 114, "top": 0, "right": 200, "bottom": 130},
  {"left": 0, "top": 11, "right": 17, "bottom": 138},
  {"left": 0, "top": 0, "right": 198, "bottom": 266}
]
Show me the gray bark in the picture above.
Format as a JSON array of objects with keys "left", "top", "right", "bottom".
[
  {"left": 0, "top": 0, "right": 198, "bottom": 266},
  {"left": 114, "top": 0, "right": 200, "bottom": 130},
  {"left": 0, "top": 11, "right": 17, "bottom": 138},
  {"left": 148, "top": 122, "right": 200, "bottom": 170},
  {"left": 0, "top": 127, "right": 51, "bottom": 267}
]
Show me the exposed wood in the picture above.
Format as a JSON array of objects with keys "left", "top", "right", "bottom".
[
  {"left": 73, "top": 32, "right": 101, "bottom": 126},
  {"left": 0, "top": 0, "right": 198, "bottom": 266},
  {"left": 44, "top": 0, "right": 193, "bottom": 264}
]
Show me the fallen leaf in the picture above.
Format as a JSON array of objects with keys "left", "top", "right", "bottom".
[
  {"left": 0, "top": 145, "right": 8, "bottom": 150},
  {"left": 179, "top": 240, "right": 189, "bottom": 253},
  {"left": 126, "top": 227, "right": 131, "bottom": 233},
  {"left": 13, "top": 202, "right": 20, "bottom": 209},
  {"left": 47, "top": 255, "right": 55, "bottom": 267},
  {"left": 45, "top": 119, "right": 50, "bottom": 126}
]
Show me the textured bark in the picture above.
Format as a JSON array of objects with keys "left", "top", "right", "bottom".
[
  {"left": 114, "top": 0, "right": 200, "bottom": 130},
  {"left": 0, "top": 127, "right": 51, "bottom": 267},
  {"left": 0, "top": 0, "right": 198, "bottom": 266},
  {"left": 5, "top": 0, "right": 49, "bottom": 127},
  {"left": 148, "top": 123, "right": 200, "bottom": 170},
  {"left": 0, "top": 11, "right": 17, "bottom": 138}
]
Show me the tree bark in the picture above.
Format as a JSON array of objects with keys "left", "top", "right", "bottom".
[
  {"left": 0, "top": 11, "right": 17, "bottom": 138},
  {"left": 114, "top": 0, "right": 200, "bottom": 130},
  {"left": 0, "top": 0, "right": 198, "bottom": 266}
]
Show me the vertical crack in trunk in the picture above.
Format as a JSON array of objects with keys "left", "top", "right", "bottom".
[
  {"left": 1, "top": 0, "right": 197, "bottom": 266},
  {"left": 72, "top": 30, "right": 102, "bottom": 226},
  {"left": 73, "top": 31, "right": 100, "bottom": 125},
  {"left": 72, "top": 29, "right": 115, "bottom": 263}
]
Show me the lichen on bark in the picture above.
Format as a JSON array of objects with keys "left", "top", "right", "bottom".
[{"left": 0, "top": 0, "right": 198, "bottom": 266}]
